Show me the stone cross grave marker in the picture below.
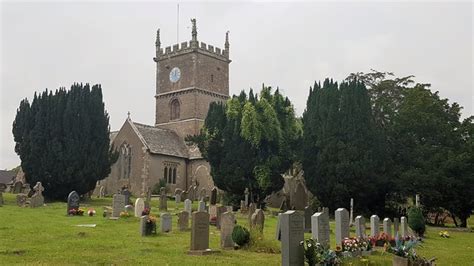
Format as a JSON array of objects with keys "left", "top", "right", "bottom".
[
  {"left": 134, "top": 198, "right": 145, "bottom": 217},
  {"left": 355, "top": 215, "right": 365, "bottom": 238},
  {"left": 370, "top": 215, "right": 380, "bottom": 237},
  {"left": 30, "top": 182, "right": 45, "bottom": 208},
  {"left": 281, "top": 210, "right": 304, "bottom": 266},
  {"left": 161, "top": 213, "right": 172, "bottom": 233},
  {"left": 220, "top": 211, "right": 236, "bottom": 249},
  {"left": 67, "top": 191, "right": 80, "bottom": 214},
  {"left": 383, "top": 218, "right": 392, "bottom": 238},
  {"left": 311, "top": 210, "right": 330, "bottom": 248},
  {"left": 335, "top": 208, "right": 349, "bottom": 246},
  {"left": 112, "top": 194, "right": 126, "bottom": 217},
  {"left": 178, "top": 211, "right": 190, "bottom": 231}
]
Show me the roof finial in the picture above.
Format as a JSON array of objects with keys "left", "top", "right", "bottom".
[
  {"left": 127, "top": 111, "right": 131, "bottom": 120},
  {"left": 191, "top": 18, "right": 197, "bottom": 41},
  {"left": 155, "top": 29, "right": 161, "bottom": 48},
  {"left": 225, "top": 31, "right": 230, "bottom": 50}
]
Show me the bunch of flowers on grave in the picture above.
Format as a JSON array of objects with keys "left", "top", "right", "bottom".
[
  {"left": 369, "top": 232, "right": 395, "bottom": 246},
  {"left": 387, "top": 235, "right": 419, "bottom": 260},
  {"left": 120, "top": 211, "right": 130, "bottom": 218},
  {"left": 87, "top": 209, "right": 96, "bottom": 216},
  {"left": 68, "top": 208, "right": 85, "bottom": 216},
  {"left": 141, "top": 208, "right": 150, "bottom": 216},
  {"left": 358, "top": 237, "right": 372, "bottom": 251},
  {"left": 438, "top": 230, "right": 450, "bottom": 238},
  {"left": 342, "top": 237, "right": 364, "bottom": 253},
  {"left": 300, "top": 239, "right": 342, "bottom": 265},
  {"left": 145, "top": 215, "right": 157, "bottom": 235}
]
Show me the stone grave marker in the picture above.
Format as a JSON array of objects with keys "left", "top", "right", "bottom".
[
  {"left": 304, "top": 206, "right": 312, "bottom": 232},
  {"left": 394, "top": 217, "right": 400, "bottom": 236},
  {"left": 177, "top": 211, "right": 190, "bottom": 231},
  {"left": 226, "top": 205, "right": 233, "bottom": 212},
  {"left": 112, "top": 194, "right": 126, "bottom": 217},
  {"left": 161, "top": 213, "right": 172, "bottom": 233},
  {"left": 67, "top": 191, "right": 80, "bottom": 214},
  {"left": 198, "top": 200, "right": 206, "bottom": 212},
  {"left": 383, "top": 218, "right": 392, "bottom": 238},
  {"left": 184, "top": 199, "right": 192, "bottom": 217},
  {"left": 187, "top": 185, "right": 195, "bottom": 202},
  {"left": 159, "top": 187, "right": 167, "bottom": 211},
  {"left": 311, "top": 210, "right": 330, "bottom": 248},
  {"left": 122, "top": 188, "right": 131, "bottom": 205},
  {"left": 209, "top": 205, "right": 217, "bottom": 223},
  {"left": 400, "top": 216, "right": 408, "bottom": 237},
  {"left": 247, "top": 203, "right": 256, "bottom": 226},
  {"left": 335, "top": 208, "right": 349, "bottom": 246},
  {"left": 180, "top": 190, "right": 187, "bottom": 201},
  {"left": 220, "top": 211, "right": 236, "bottom": 249},
  {"left": 251, "top": 209, "right": 265, "bottom": 232},
  {"left": 281, "top": 210, "right": 304, "bottom": 266},
  {"left": 354, "top": 215, "right": 365, "bottom": 237},
  {"left": 349, "top": 198, "right": 354, "bottom": 226},
  {"left": 216, "top": 205, "right": 227, "bottom": 229},
  {"left": 13, "top": 181, "right": 23, "bottom": 194},
  {"left": 210, "top": 187, "right": 217, "bottom": 205},
  {"left": 370, "top": 215, "right": 380, "bottom": 237},
  {"left": 275, "top": 213, "right": 282, "bottom": 241},
  {"left": 134, "top": 198, "right": 145, "bottom": 217},
  {"left": 175, "top": 193, "right": 181, "bottom": 204},
  {"left": 30, "top": 182, "right": 44, "bottom": 208},
  {"left": 140, "top": 215, "right": 148, "bottom": 236},
  {"left": 240, "top": 200, "right": 247, "bottom": 213},
  {"left": 189, "top": 211, "right": 218, "bottom": 255},
  {"left": 244, "top": 188, "right": 249, "bottom": 206},
  {"left": 16, "top": 194, "right": 27, "bottom": 207}
]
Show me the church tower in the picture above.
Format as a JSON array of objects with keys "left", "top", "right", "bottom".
[{"left": 154, "top": 19, "right": 231, "bottom": 138}]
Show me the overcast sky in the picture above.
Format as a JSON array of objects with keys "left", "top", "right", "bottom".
[{"left": 1, "top": 1, "right": 472, "bottom": 169}]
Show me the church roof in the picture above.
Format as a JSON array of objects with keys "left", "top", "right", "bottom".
[
  {"left": 0, "top": 170, "right": 16, "bottom": 184},
  {"left": 132, "top": 122, "right": 189, "bottom": 158}
]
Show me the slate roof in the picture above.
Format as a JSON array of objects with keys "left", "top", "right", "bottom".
[
  {"left": 132, "top": 122, "right": 189, "bottom": 158},
  {"left": 110, "top": 131, "right": 119, "bottom": 144},
  {"left": 0, "top": 170, "right": 16, "bottom": 184}
]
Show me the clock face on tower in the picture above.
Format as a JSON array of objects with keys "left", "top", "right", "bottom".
[{"left": 169, "top": 67, "right": 181, "bottom": 83}]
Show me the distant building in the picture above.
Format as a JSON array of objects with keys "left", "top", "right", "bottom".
[{"left": 100, "top": 19, "right": 230, "bottom": 196}]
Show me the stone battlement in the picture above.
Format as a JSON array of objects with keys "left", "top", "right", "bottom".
[{"left": 158, "top": 41, "right": 229, "bottom": 61}]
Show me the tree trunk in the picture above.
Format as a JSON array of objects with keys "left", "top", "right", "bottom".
[{"left": 449, "top": 212, "right": 458, "bottom": 227}]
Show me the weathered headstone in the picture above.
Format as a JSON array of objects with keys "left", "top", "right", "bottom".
[
  {"left": 281, "top": 210, "right": 304, "bottom": 266},
  {"left": 292, "top": 182, "right": 307, "bottom": 210},
  {"left": 216, "top": 205, "right": 227, "bottom": 229},
  {"left": 199, "top": 188, "right": 207, "bottom": 201},
  {"left": 178, "top": 211, "right": 190, "bottom": 231},
  {"left": 161, "top": 212, "right": 172, "bottom": 233},
  {"left": 210, "top": 187, "right": 217, "bottom": 205},
  {"left": 30, "top": 182, "right": 44, "bottom": 208},
  {"left": 140, "top": 215, "right": 148, "bottom": 236},
  {"left": 355, "top": 215, "right": 366, "bottom": 238},
  {"left": 275, "top": 213, "right": 282, "bottom": 241},
  {"left": 13, "top": 181, "right": 23, "bottom": 194},
  {"left": 209, "top": 204, "right": 217, "bottom": 223},
  {"left": 175, "top": 193, "right": 181, "bottom": 204},
  {"left": 134, "top": 198, "right": 145, "bottom": 217},
  {"left": 198, "top": 200, "right": 206, "bottom": 212},
  {"left": 220, "top": 211, "right": 236, "bottom": 249},
  {"left": 311, "top": 210, "right": 330, "bottom": 248},
  {"left": 189, "top": 211, "right": 212, "bottom": 255},
  {"left": 248, "top": 203, "right": 256, "bottom": 226},
  {"left": 251, "top": 209, "right": 265, "bottom": 232},
  {"left": 16, "top": 193, "right": 27, "bottom": 207},
  {"left": 304, "top": 206, "right": 312, "bottom": 232},
  {"left": 159, "top": 187, "right": 167, "bottom": 211},
  {"left": 400, "top": 216, "right": 408, "bottom": 237},
  {"left": 370, "top": 215, "right": 380, "bottom": 237},
  {"left": 122, "top": 188, "right": 131, "bottom": 205},
  {"left": 335, "top": 208, "right": 349, "bottom": 246},
  {"left": 112, "top": 194, "right": 126, "bottom": 217},
  {"left": 383, "top": 218, "right": 392, "bottom": 238},
  {"left": 67, "top": 191, "right": 80, "bottom": 214},
  {"left": 184, "top": 199, "right": 192, "bottom": 217},
  {"left": 394, "top": 217, "right": 400, "bottom": 236}
]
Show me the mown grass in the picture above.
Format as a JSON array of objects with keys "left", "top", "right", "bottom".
[{"left": 0, "top": 193, "right": 472, "bottom": 265}]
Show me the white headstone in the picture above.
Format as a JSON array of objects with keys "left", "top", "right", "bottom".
[
  {"left": 354, "top": 215, "right": 365, "bottom": 237},
  {"left": 198, "top": 200, "right": 206, "bottom": 212},
  {"left": 335, "top": 208, "right": 350, "bottom": 246},
  {"left": 370, "top": 215, "right": 380, "bottom": 237},
  {"left": 400, "top": 216, "right": 408, "bottom": 237},
  {"left": 161, "top": 213, "right": 172, "bottom": 233},
  {"left": 281, "top": 210, "right": 304, "bottom": 266},
  {"left": 311, "top": 211, "right": 330, "bottom": 248},
  {"left": 134, "top": 198, "right": 145, "bottom": 217}
]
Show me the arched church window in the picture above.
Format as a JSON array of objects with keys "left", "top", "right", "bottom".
[
  {"left": 164, "top": 167, "right": 168, "bottom": 182},
  {"left": 170, "top": 99, "right": 180, "bottom": 120},
  {"left": 168, "top": 166, "right": 173, "bottom": 183},
  {"left": 119, "top": 143, "right": 132, "bottom": 179},
  {"left": 172, "top": 168, "right": 176, "bottom": 184}
]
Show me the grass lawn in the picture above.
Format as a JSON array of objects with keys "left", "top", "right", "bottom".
[{"left": 0, "top": 193, "right": 473, "bottom": 265}]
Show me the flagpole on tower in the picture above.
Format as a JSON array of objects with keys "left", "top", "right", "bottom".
[{"left": 177, "top": 3, "right": 180, "bottom": 44}]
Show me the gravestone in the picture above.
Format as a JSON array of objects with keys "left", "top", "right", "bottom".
[
  {"left": 400, "top": 216, "right": 408, "bottom": 237},
  {"left": 354, "top": 215, "right": 366, "bottom": 237},
  {"left": 67, "top": 191, "right": 80, "bottom": 214},
  {"left": 415, "top": 194, "right": 420, "bottom": 207},
  {"left": 349, "top": 198, "right": 354, "bottom": 226},
  {"left": 220, "top": 211, "right": 236, "bottom": 249},
  {"left": 209, "top": 205, "right": 217, "bottom": 223},
  {"left": 159, "top": 187, "right": 167, "bottom": 211},
  {"left": 370, "top": 215, "right": 380, "bottom": 237},
  {"left": 13, "top": 181, "right": 23, "bottom": 194},
  {"left": 383, "top": 218, "right": 392, "bottom": 238},
  {"left": 189, "top": 211, "right": 213, "bottom": 255},
  {"left": 199, "top": 188, "right": 207, "bottom": 201},
  {"left": 275, "top": 213, "right": 282, "bottom": 241},
  {"left": 244, "top": 187, "right": 249, "bottom": 206},
  {"left": 16, "top": 193, "right": 27, "bottom": 207},
  {"left": 394, "top": 217, "right": 400, "bottom": 236},
  {"left": 134, "top": 198, "right": 145, "bottom": 217},
  {"left": 304, "top": 206, "right": 312, "bottom": 232},
  {"left": 240, "top": 200, "right": 247, "bottom": 213},
  {"left": 248, "top": 203, "right": 256, "bottom": 226},
  {"left": 210, "top": 187, "right": 217, "bottom": 205},
  {"left": 140, "top": 215, "right": 149, "bottom": 236},
  {"left": 122, "top": 188, "right": 131, "bottom": 205},
  {"left": 292, "top": 182, "right": 307, "bottom": 210},
  {"left": 161, "top": 213, "right": 172, "bottom": 233},
  {"left": 30, "top": 182, "right": 44, "bottom": 208},
  {"left": 335, "top": 208, "right": 349, "bottom": 246},
  {"left": 198, "top": 200, "right": 206, "bottom": 212},
  {"left": 175, "top": 193, "right": 181, "bottom": 204},
  {"left": 216, "top": 206, "right": 227, "bottom": 229},
  {"left": 251, "top": 209, "right": 265, "bottom": 232},
  {"left": 177, "top": 211, "right": 190, "bottom": 231},
  {"left": 281, "top": 210, "right": 304, "bottom": 266},
  {"left": 226, "top": 206, "right": 233, "bottom": 212},
  {"left": 311, "top": 210, "right": 330, "bottom": 248},
  {"left": 112, "top": 194, "right": 126, "bottom": 217},
  {"left": 184, "top": 199, "right": 192, "bottom": 217}
]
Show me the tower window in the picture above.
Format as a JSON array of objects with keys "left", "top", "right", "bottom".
[
  {"left": 211, "top": 74, "right": 214, "bottom": 82},
  {"left": 170, "top": 99, "right": 180, "bottom": 120}
]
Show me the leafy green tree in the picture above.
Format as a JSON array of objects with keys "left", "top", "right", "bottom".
[
  {"left": 12, "top": 83, "right": 118, "bottom": 200},
  {"left": 189, "top": 86, "right": 301, "bottom": 206}
]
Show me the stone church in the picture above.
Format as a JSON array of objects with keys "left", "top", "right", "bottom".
[{"left": 100, "top": 19, "right": 230, "bottom": 197}]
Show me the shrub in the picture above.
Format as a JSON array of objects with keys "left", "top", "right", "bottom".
[
  {"left": 152, "top": 179, "right": 167, "bottom": 194},
  {"left": 408, "top": 206, "right": 426, "bottom": 237},
  {"left": 232, "top": 225, "right": 250, "bottom": 246}
]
